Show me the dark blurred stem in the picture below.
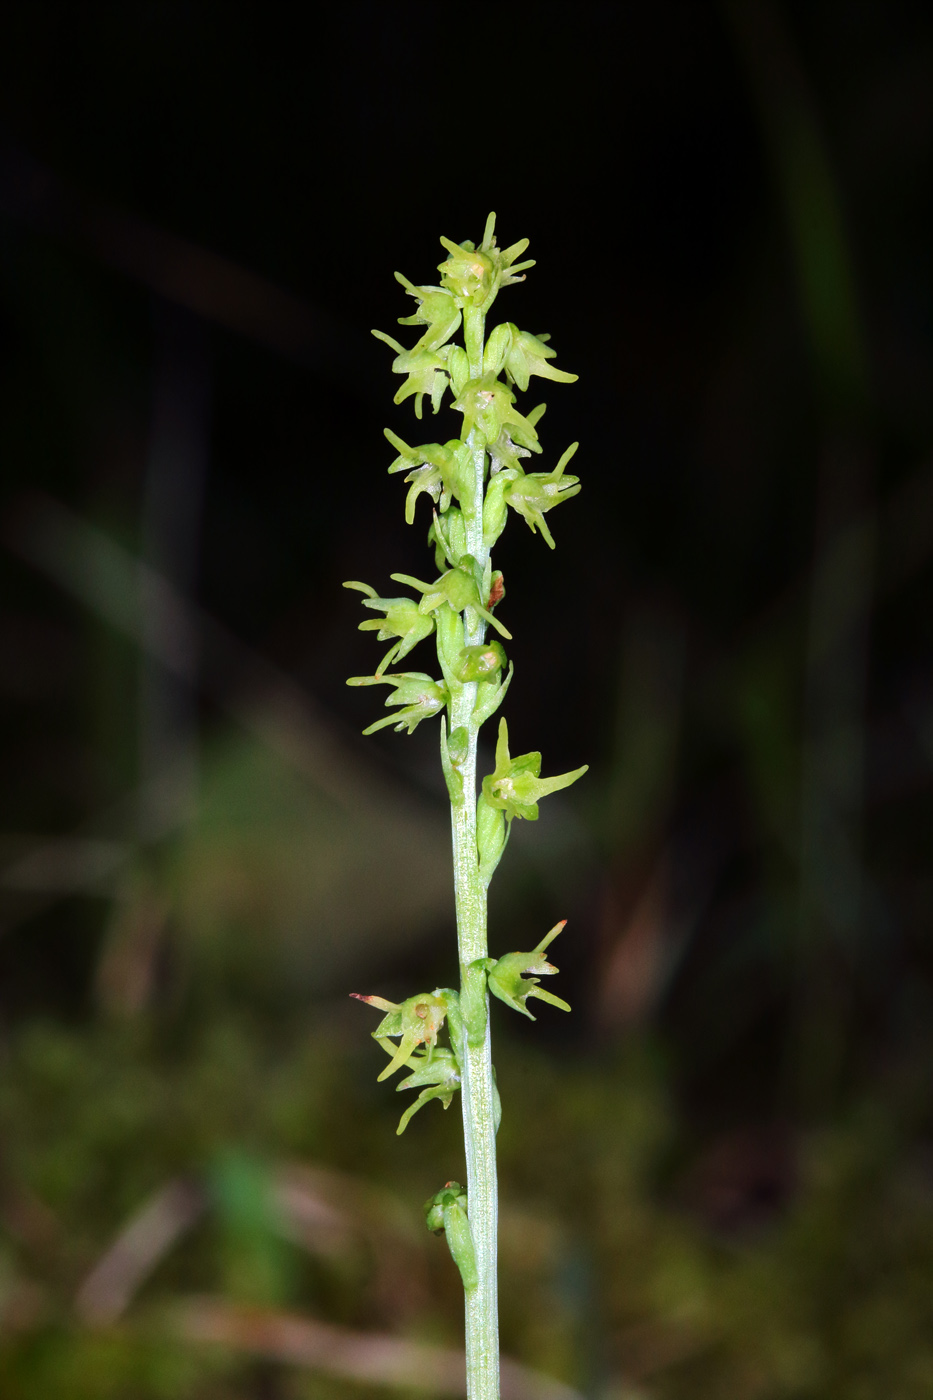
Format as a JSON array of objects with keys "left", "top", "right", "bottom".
[{"left": 139, "top": 300, "right": 211, "bottom": 842}]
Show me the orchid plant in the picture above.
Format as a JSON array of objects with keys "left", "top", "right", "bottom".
[{"left": 345, "top": 215, "right": 586, "bottom": 1400}]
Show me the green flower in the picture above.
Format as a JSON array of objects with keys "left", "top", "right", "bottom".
[
  {"left": 384, "top": 429, "right": 469, "bottom": 522},
  {"left": 503, "top": 442, "right": 581, "bottom": 548},
  {"left": 370, "top": 331, "right": 449, "bottom": 419},
  {"left": 437, "top": 212, "right": 535, "bottom": 314},
  {"left": 503, "top": 325, "right": 577, "bottom": 393},
  {"left": 343, "top": 581, "right": 436, "bottom": 674},
  {"left": 394, "top": 275, "right": 462, "bottom": 352},
  {"left": 390, "top": 562, "right": 512, "bottom": 640},
  {"left": 452, "top": 373, "right": 542, "bottom": 447},
  {"left": 487, "top": 921, "right": 571, "bottom": 1020},
  {"left": 375, "top": 1040, "right": 461, "bottom": 1135},
  {"left": 347, "top": 671, "right": 449, "bottom": 736},
  {"left": 481, "top": 718, "right": 588, "bottom": 822},
  {"left": 350, "top": 991, "right": 448, "bottom": 1081}
]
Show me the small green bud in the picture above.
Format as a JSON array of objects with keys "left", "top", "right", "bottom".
[
  {"left": 454, "top": 641, "right": 506, "bottom": 683},
  {"left": 488, "top": 921, "right": 571, "bottom": 1021},
  {"left": 424, "top": 1182, "right": 477, "bottom": 1292},
  {"left": 481, "top": 718, "right": 588, "bottom": 822},
  {"left": 424, "top": 1179, "right": 466, "bottom": 1232}
]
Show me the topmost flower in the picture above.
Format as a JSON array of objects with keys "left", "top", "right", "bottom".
[{"left": 437, "top": 212, "right": 535, "bottom": 313}]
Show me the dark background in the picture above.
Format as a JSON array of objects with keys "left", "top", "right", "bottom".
[{"left": 0, "top": 4, "right": 932, "bottom": 1397}]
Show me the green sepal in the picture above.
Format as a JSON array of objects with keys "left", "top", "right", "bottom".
[
  {"left": 375, "top": 1039, "right": 461, "bottom": 1135},
  {"left": 481, "top": 718, "right": 588, "bottom": 821},
  {"left": 473, "top": 662, "right": 513, "bottom": 731},
  {"left": 483, "top": 322, "right": 513, "bottom": 377},
  {"left": 343, "top": 581, "right": 436, "bottom": 674},
  {"left": 434, "top": 603, "right": 466, "bottom": 693},
  {"left": 440, "top": 717, "right": 463, "bottom": 803},
  {"left": 350, "top": 991, "right": 448, "bottom": 1080},
  {"left": 447, "top": 726, "right": 468, "bottom": 765},
  {"left": 476, "top": 791, "right": 508, "bottom": 887},
  {"left": 460, "top": 959, "right": 494, "bottom": 1047},
  {"left": 447, "top": 345, "right": 470, "bottom": 396},
  {"left": 487, "top": 921, "right": 571, "bottom": 1021},
  {"left": 424, "top": 1183, "right": 478, "bottom": 1292},
  {"left": 482, "top": 474, "right": 509, "bottom": 548},
  {"left": 347, "top": 671, "right": 448, "bottom": 736},
  {"left": 444, "top": 1199, "right": 479, "bottom": 1292},
  {"left": 438, "top": 987, "right": 466, "bottom": 1065},
  {"left": 428, "top": 506, "right": 467, "bottom": 570}
]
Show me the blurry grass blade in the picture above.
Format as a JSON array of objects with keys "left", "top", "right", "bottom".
[
  {"left": 75, "top": 1178, "right": 205, "bottom": 1326},
  {"left": 172, "top": 1296, "right": 585, "bottom": 1400}
]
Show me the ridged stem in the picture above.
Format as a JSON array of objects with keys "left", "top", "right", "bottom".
[{"left": 447, "top": 303, "right": 499, "bottom": 1400}]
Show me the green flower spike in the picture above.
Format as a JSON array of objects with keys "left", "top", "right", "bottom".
[
  {"left": 504, "top": 442, "right": 581, "bottom": 549},
  {"left": 343, "top": 581, "right": 436, "bottom": 674},
  {"left": 370, "top": 332, "right": 450, "bottom": 419},
  {"left": 375, "top": 1039, "right": 461, "bottom": 1135},
  {"left": 424, "top": 1181, "right": 478, "bottom": 1292},
  {"left": 503, "top": 325, "right": 578, "bottom": 393},
  {"left": 482, "top": 717, "right": 588, "bottom": 822},
  {"left": 488, "top": 921, "right": 571, "bottom": 1021},
  {"left": 346, "top": 672, "right": 449, "bottom": 736},
  {"left": 384, "top": 430, "right": 469, "bottom": 523},
  {"left": 350, "top": 991, "right": 448, "bottom": 1081},
  {"left": 390, "top": 564, "right": 512, "bottom": 641}
]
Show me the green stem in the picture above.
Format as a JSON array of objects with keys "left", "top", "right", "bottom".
[{"left": 447, "top": 306, "right": 499, "bottom": 1400}]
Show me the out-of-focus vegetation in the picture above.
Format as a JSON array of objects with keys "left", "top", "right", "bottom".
[{"left": 0, "top": 2, "right": 932, "bottom": 1396}]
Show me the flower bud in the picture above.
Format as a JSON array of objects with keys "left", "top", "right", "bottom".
[
  {"left": 454, "top": 642, "right": 506, "bottom": 684},
  {"left": 424, "top": 1182, "right": 477, "bottom": 1292}
]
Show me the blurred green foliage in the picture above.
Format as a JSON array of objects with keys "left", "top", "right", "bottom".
[{"left": 1, "top": 1017, "right": 933, "bottom": 1397}]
